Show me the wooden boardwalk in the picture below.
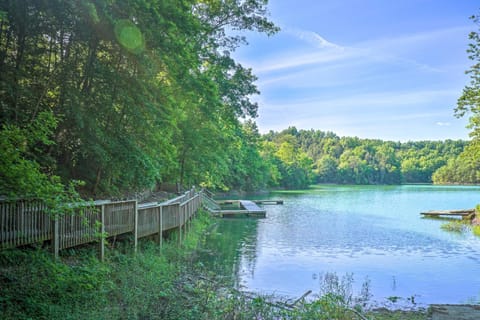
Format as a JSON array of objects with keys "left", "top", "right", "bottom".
[
  {"left": 1, "top": 188, "right": 202, "bottom": 259},
  {"left": 420, "top": 209, "right": 475, "bottom": 219}
]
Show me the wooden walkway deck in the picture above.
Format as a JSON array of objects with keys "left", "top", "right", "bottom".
[
  {"left": 1, "top": 188, "right": 202, "bottom": 259},
  {"left": 420, "top": 209, "right": 475, "bottom": 219}
]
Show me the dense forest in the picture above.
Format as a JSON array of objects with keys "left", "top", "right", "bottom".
[
  {"left": 1, "top": 1, "right": 480, "bottom": 200},
  {"left": 0, "top": 0, "right": 279, "bottom": 198},
  {"left": 261, "top": 127, "right": 476, "bottom": 188}
]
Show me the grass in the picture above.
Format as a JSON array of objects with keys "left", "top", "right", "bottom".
[{"left": 440, "top": 220, "right": 468, "bottom": 233}]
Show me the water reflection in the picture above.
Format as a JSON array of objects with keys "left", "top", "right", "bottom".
[
  {"left": 200, "top": 218, "right": 259, "bottom": 289},
  {"left": 202, "top": 185, "right": 480, "bottom": 306}
]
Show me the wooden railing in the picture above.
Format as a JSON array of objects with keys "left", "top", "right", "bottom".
[{"left": 0, "top": 188, "right": 203, "bottom": 259}]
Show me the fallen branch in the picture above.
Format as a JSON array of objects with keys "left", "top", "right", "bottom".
[{"left": 286, "top": 290, "right": 312, "bottom": 308}]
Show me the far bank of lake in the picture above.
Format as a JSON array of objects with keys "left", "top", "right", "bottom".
[{"left": 202, "top": 184, "right": 480, "bottom": 307}]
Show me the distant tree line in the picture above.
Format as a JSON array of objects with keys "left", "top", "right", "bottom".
[{"left": 259, "top": 127, "right": 476, "bottom": 188}]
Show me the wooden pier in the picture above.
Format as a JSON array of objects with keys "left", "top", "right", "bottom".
[
  {"left": 206, "top": 198, "right": 283, "bottom": 218},
  {"left": 213, "top": 200, "right": 267, "bottom": 218},
  {"left": 420, "top": 209, "right": 476, "bottom": 219}
]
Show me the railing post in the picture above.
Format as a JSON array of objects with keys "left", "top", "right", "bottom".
[
  {"left": 158, "top": 206, "right": 163, "bottom": 248},
  {"left": 186, "top": 202, "right": 189, "bottom": 235},
  {"left": 99, "top": 205, "right": 105, "bottom": 261},
  {"left": 134, "top": 200, "right": 138, "bottom": 252},
  {"left": 184, "top": 206, "right": 187, "bottom": 240},
  {"left": 52, "top": 216, "right": 59, "bottom": 259},
  {"left": 178, "top": 203, "right": 182, "bottom": 245}
]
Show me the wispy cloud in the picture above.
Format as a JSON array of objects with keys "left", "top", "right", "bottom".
[
  {"left": 239, "top": 21, "right": 471, "bottom": 140},
  {"left": 285, "top": 27, "right": 343, "bottom": 50},
  {"left": 261, "top": 89, "right": 459, "bottom": 111},
  {"left": 253, "top": 48, "right": 353, "bottom": 73},
  {"left": 251, "top": 26, "right": 469, "bottom": 76},
  {"left": 436, "top": 122, "right": 451, "bottom": 126}
]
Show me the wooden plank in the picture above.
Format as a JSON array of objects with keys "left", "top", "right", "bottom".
[
  {"left": 239, "top": 200, "right": 264, "bottom": 212},
  {"left": 254, "top": 200, "right": 284, "bottom": 205},
  {"left": 212, "top": 209, "right": 266, "bottom": 218}
]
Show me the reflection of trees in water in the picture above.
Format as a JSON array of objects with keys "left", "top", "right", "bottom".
[{"left": 200, "top": 219, "right": 259, "bottom": 288}]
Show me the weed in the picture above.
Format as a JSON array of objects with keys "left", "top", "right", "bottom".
[{"left": 440, "top": 220, "right": 468, "bottom": 233}]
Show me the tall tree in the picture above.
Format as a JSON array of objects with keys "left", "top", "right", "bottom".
[
  {"left": 0, "top": 0, "right": 279, "bottom": 197},
  {"left": 456, "top": 12, "right": 480, "bottom": 160}
]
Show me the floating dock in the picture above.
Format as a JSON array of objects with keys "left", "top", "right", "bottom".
[
  {"left": 201, "top": 192, "right": 284, "bottom": 218},
  {"left": 420, "top": 209, "right": 476, "bottom": 219},
  {"left": 213, "top": 200, "right": 267, "bottom": 218}
]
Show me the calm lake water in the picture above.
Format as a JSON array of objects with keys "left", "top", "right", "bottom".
[{"left": 202, "top": 185, "right": 480, "bottom": 307}]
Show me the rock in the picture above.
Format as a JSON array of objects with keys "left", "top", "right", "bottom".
[{"left": 430, "top": 304, "right": 480, "bottom": 320}]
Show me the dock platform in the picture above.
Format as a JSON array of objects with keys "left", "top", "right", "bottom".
[
  {"left": 421, "top": 209, "right": 475, "bottom": 219},
  {"left": 202, "top": 194, "right": 284, "bottom": 219},
  {"left": 215, "top": 200, "right": 267, "bottom": 218}
]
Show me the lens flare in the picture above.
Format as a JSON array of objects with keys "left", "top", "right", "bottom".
[{"left": 114, "top": 20, "right": 144, "bottom": 54}]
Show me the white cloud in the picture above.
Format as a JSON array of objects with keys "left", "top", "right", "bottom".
[{"left": 436, "top": 122, "right": 451, "bottom": 126}]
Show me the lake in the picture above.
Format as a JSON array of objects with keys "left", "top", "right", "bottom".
[{"left": 201, "top": 185, "right": 480, "bottom": 308}]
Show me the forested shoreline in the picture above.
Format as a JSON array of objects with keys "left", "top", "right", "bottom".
[
  {"left": 1, "top": 1, "right": 479, "bottom": 202},
  {"left": 260, "top": 127, "right": 476, "bottom": 188}
]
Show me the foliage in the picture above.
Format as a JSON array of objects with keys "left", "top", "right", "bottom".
[
  {"left": 450, "top": 12, "right": 480, "bottom": 184},
  {"left": 472, "top": 225, "right": 480, "bottom": 237},
  {"left": 0, "top": 109, "right": 85, "bottom": 214},
  {"left": 432, "top": 146, "right": 480, "bottom": 184},
  {"left": 261, "top": 127, "right": 466, "bottom": 187},
  {"left": 456, "top": 13, "right": 480, "bottom": 136},
  {"left": 0, "top": 0, "right": 278, "bottom": 197}
]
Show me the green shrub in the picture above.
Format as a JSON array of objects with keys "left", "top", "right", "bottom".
[{"left": 472, "top": 225, "right": 480, "bottom": 237}]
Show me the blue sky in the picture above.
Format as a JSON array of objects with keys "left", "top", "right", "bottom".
[{"left": 234, "top": 0, "right": 479, "bottom": 141}]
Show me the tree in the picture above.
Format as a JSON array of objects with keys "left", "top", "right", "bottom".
[
  {"left": 456, "top": 13, "right": 480, "bottom": 141},
  {"left": 0, "top": 0, "right": 279, "bottom": 197}
]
